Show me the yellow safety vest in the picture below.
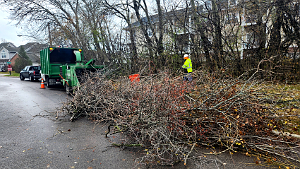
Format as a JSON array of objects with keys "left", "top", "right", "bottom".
[{"left": 182, "top": 58, "right": 192, "bottom": 73}]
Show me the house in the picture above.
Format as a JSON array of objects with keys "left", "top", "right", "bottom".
[
  {"left": 0, "top": 42, "right": 18, "bottom": 69},
  {"left": 20, "top": 43, "right": 48, "bottom": 66},
  {"left": 9, "top": 53, "right": 20, "bottom": 67},
  {"left": 126, "top": 0, "right": 299, "bottom": 63},
  {"left": 126, "top": 2, "right": 237, "bottom": 54},
  {"left": 126, "top": 8, "right": 194, "bottom": 55},
  {"left": 0, "top": 42, "right": 48, "bottom": 70}
]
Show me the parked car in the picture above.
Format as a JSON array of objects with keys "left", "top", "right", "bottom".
[
  {"left": 0, "top": 65, "right": 7, "bottom": 72},
  {"left": 20, "top": 66, "right": 41, "bottom": 81}
]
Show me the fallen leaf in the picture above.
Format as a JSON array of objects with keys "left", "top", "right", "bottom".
[{"left": 87, "top": 167, "right": 93, "bottom": 169}]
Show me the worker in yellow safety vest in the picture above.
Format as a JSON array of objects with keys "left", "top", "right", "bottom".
[{"left": 182, "top": 54, "right": 192, "bottom": 81}]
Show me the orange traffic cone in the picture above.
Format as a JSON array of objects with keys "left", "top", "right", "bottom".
[{"left": 40, "top": 78, "right": 45, "bottom": 89}]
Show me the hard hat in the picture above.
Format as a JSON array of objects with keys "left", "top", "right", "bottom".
[{"left": 184, "top": 54, "right": 189, "bottom": 59}]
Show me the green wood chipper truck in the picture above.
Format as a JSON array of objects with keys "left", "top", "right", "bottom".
[{"left": 40, "top": 47, "right": 104, "bottom": 94}]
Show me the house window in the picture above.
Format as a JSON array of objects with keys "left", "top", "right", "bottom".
[
  {"left": 226, "top": 13, "right": 238, "bottom": 24},
  {"left": 1, "top": 50, "right": 6, "bottom": 58},
  {"left": 243, "top": 33, "right": 252, "bottom": 48},
  {"left": 244, "top": 32, "right": 258, "bottom": 48}
]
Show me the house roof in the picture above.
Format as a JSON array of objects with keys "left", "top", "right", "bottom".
[
  {"left": 28, "top": 53, "right": 40, "bottom": 63},
  {"left": 0, "top": 42, "right": 16, "bottom": 49},
  {"left": 20, "top": 43, "right": 47, "bottom": 53},
  {"left": 19, "top": 42, "right": 48, "bottom": 64},
  {"left": 0, "top": 42, "right": 18, "bottom": 53},
  {"left": 0, "top": 42, "right": 47, "bottom": 64},
  {"left": 27, "top": 43, "right": 48, "bottom": 53}
]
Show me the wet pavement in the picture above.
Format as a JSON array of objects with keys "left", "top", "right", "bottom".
[{"left": 0, "top": 76, "right": 276, "bottom": 169}]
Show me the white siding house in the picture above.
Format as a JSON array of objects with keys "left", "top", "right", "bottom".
[{"left": 0, "top": 42, "right": 18, "bottom": 69}]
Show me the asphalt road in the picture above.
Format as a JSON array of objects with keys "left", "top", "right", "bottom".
[
  {"left": 0, "top": 76, "right": 147, "bottom": 169},
  {"left": 0, "top": 75, "right": 273, "bottom": 169}
]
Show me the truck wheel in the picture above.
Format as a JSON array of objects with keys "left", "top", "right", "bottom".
[
  {"left": 29, "top": 75, "right": 34, "bottom": 82},
  {"left": 20, "top": 74, "right": 25, "bottom": 81},
  {"left": 46, "top": 77, "right": 52, "bottom": 88}
]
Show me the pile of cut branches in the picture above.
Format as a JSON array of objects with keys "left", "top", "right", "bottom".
[{"left": 61, "top": 70, "right": 300, "bottom": 167}]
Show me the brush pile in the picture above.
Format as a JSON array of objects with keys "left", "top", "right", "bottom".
[{"left": 61, "top": 70, "right": 300, "bottom": 167}]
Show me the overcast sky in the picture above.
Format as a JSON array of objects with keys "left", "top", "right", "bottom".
[{"left": 0, "top": 9, "right": 31, "bottom": 47}]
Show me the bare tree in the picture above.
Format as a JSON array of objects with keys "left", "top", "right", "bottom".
[
  {"left": 80, "top": 0, "right": 111, "bottom": 62},
  {"left": 132, "top": 0, "right": 155, "bottom": 61},
  {"left": 103, "top": 0, "right": 139, "bottom": 73},
  {"left": 191, "top": 0, "right": 213, "bottom": 71},
  {"left": 2, "top": 0, "right": 111, "bottom": 62}
]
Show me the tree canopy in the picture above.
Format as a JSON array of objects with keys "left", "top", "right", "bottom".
[
  {"left": 2, "top": 0, "right": 300, "bottom": 80},
  {"left": 14, "top": 46, "right": 32, "bottom": 73}
]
